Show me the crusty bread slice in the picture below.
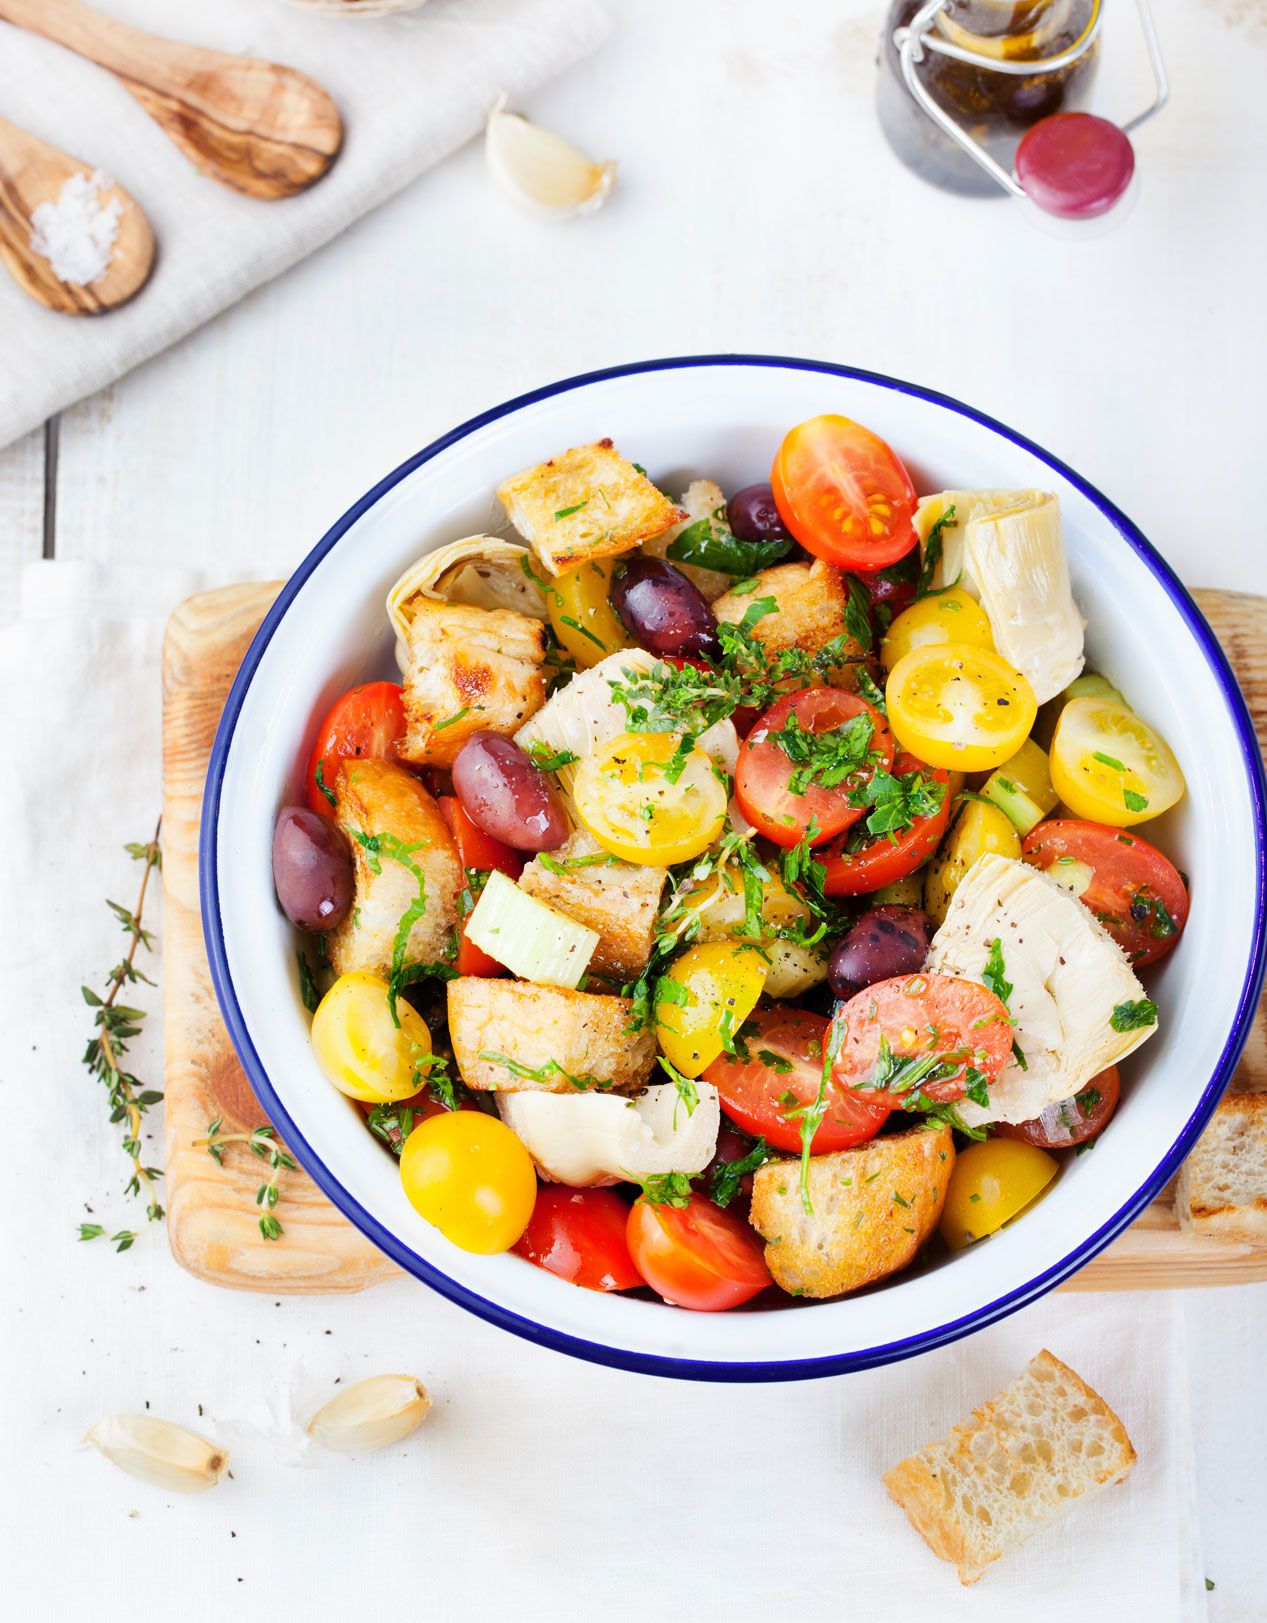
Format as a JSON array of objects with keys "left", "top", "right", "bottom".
[
  {"left": 884, "top": 1349, "right": 1136, "bottom": 1585},
  {"left": 1175, "top": 1091, "right": 1267, "bottom": 1245},
  {"left": 447, "top": 976, "right": 655, "bottom": 1094},
  {"left": 518, "top": 830, "right": 666, "bottom": 980},
  {"left": 712, "top": 558, "right": 866, "bottom": 686},
  {"left": 748, "top": 1126, "right": 953, "bottom": 1298}
]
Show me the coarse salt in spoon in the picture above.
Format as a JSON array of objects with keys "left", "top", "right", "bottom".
[{"left": 0, "top": 115, "right": 154, "bottom": 314}]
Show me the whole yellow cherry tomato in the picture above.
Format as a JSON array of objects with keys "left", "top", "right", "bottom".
[
  {"left": 1049, "top": 697, "right": 1185, "bottom": 827},
  {"left": 400, "top": 1110, "right": 537, "bottom": 1254},
  {"left": 655, "top": 941, "right": 768, "bottom": 1078},
  {"left": 886, "top": 643, "right": 1037, "bottom": 772},
  {"left": 924, "top": 799, "right": 1022, "bottom": 925},
  {"left": 940, "top": 1138, "right": 1058, "bottom": 1250},
  {"left": 547, "top": 559, "right": 631, "bottom": 670},
  {"left": 311, "top": 972, "right": 435, "bottom": 1103},
  {"left": 572, "top": 731, "right": 727, "bottom": 866},
  {"left": 880, "top": 587, "right": 995, "bottom": 672}
]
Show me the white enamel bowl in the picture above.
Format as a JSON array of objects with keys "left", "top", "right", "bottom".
[{"left": 203, "top": 356, "right": 1266, "bottom": 1380}]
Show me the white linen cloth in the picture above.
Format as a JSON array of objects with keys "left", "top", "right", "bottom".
[
  {"left": 0, "top": 561, "right": 1208, "bottom": 1622},
  {"left": 0, "top": 0, "right": 610, "bottom": 450}
]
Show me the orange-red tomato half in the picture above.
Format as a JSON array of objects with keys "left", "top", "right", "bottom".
[
  {"left": 306, "top": 681, "right": 406, "bottom": 816},
  {"left": 704, "top": 1005, "right": 891, "bottom": 1153},
  {"left": 830, "top": 972, "right": 1013, "bottom": 1106},
  {"left": 735, "top": 687, "right": 894, "bottom": 848},
  {"left": 627, "top": 1192, "right": 771, "bottom": 1311},
  {"left": 771, "top": 415, "right": 918, "bottom": 571},
  {"left": 513, "top": 1187, "right": 644, "bottom": 1292},
  {"left": 820, "top": 752, "right": 952, "bottom": 896}
]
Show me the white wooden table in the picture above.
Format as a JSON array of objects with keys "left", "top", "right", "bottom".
[{"left": 2, "top": 1, "right": 1264, "bottom": 1615}]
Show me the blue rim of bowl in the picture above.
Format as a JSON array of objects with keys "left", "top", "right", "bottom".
[{"left": 202, "top": 354, "right": 1267, "bottom": 1382}]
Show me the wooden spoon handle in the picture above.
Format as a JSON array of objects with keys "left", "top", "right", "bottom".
[{"left": 0, "top": 0, "right": 341, "bottom": 200}]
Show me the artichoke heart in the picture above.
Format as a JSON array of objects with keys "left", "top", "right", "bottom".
[{"left": 387, "top": 535, "right": 547, "bottom": 670}]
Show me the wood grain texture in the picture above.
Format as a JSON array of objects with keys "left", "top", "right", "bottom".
[
  {"left": 0, "top": 115, "right": 154, "bottom": 314},
  {"left": 161, "top": 583, "right": 396, "bottom": 1292},
  {"left": 161, "top": 582, "right": 1267, "bottom": 1293},
  {"left": 0, "top": 0, "right": 341, "bottom": 200}
]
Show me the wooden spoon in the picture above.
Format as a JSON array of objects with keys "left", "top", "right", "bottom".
[
  {"left": 0, "top": 116, "right": 154, "bottom": 313},
  {"left": 0, "top": 0, "right": 342, "bottom": 200}
]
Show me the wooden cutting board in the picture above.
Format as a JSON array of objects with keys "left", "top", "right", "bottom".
[{"left": 161, "top": 582, "right": 1267, "bottom": 1294}]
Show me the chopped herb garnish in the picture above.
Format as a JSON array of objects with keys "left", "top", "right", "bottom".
[
  {"left": 1123, "top": 788, "right": 1149, "bottom": 813},
  {"left": 639, "top": 1172, "right": 693, "bottom": 1207},
  {"left": 528, "top": 742, "right": 580, "bottom": 773},
  {"left": 659, "top": 1055, "right": 701, "bottom": 1120},
  {"left": 1110, "top": 998, "right": 1158, "bottom": 1033},
  {"left": 1092, "top": 751, "right": 1126, "bottom": 771},
  {"left": 478, "top": 1051, "right": 615, "bottom": 1091},
  {"left": 313, "top": 757, "right": 337, "bottom": 808},
  {"left": 297, "top": 950, "right": 322, "bottom": 1014},
  {"left": 769, "top": 709, "right": 875, "bottom": 796},
  {"left": 432, "top": 707, "right": 470, "bottom": 731},
  {"left": 667, "top": 505, "right": 791, "bottom": 575},
  {"left": 554, "top": 500, "right": 589, "bottom": 520},
  {"left": 917, "top": 504, "right": 957, "bottom": 597},
  {"left": 710, "top": 1135, "right": 769, "bottom": 1207},
  {"left": 843, "top": 574, "right": 874, "bottom": 653}
]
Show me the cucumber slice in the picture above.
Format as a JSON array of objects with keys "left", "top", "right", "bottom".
[
  {"left": 871, "top": 870, "right": 927, "bottom": 908},
  {"left": 980, "top": 738, "right": 1059, "bottom": 835},
  {"left": 464, "top": 869, "right": 598, "bottom": 989},
  {"left": 1064, "top": 672, "right": 1128, "bottom": 707}
]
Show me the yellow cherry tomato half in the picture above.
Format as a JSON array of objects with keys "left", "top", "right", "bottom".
[
  {"left": 879, "top": 586, "right": 995, "bottom": 672},
  {"left": 572, "top": 731, "right": 727, "bottom": 866},
  {"left": 655, "top": 941, "right": 768, "bottom": 1079},
  {"left": 399, "top": 1110, "right": 537, "bottom": 1254},
  {"left": 311, "top": 972, "right": 434, "bottom": 1104},
  {"left": 940, "top": 1138, "right": 1058, "bottom": 1250},
  {"left": 1049, "top": 697, "right": 1185, "bottom": 827},
  {"left": 547, "top": 558, "right": 631, "bottom": 670},
  {"left": 885, "top": 643, "right": 1037, "bottom": 772}
]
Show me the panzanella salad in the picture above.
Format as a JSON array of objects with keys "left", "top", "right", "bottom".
[{"left": 271, "top": 417, "right": 1188, "bottom": 1310}]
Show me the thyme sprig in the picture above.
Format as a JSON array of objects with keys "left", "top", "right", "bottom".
[
  {"left": 195, "top": 1120, "right": 298, "bottom": 1241},
  {"left": 79, "top": 823, "right": 164, "bottom": 1250}
]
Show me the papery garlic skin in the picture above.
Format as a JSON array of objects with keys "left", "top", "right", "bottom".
[
  {"left": 306, "top": 1374, "right": 431, "bottom": 1453},
  {"left": 85, "top": 1414, "right": 228, "bottom": 1493},
  {"left": 485, "top": 96, "right": 615, "bottom": 219}
]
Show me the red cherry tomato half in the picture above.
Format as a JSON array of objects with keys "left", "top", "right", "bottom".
[
  {"left": 830, "top": 972, "right": 1013, "bottom": 1106},
  {"left": 513, "top": 1187, "right": 644, "bottom": 1292},
  {"left": 820, "top": 752, "right": 952, "bottom": 895},
  {"left": 627, "top": 1192, "right": 771, "bottom": 1311},
  {"left": 705, "top": 1005, "right": 892, "bottom": 1153},
  {"left": 771, "top": 415, "right": 918, "bottom": 571},
  {"left": 995, "top": 1065, "right": 1121, "bottom": 1150},
  {"left": 306, "top": 682, "right": 407, "bottom": 817},
  {"left": 1021, "top": 819, "right": 1188, "bottom": 968},
  {"left": 735, "top": 687, "right": 895, "bottom": 849},
  {"left": 439, "top": 796, "right": 524, "bottom": 977}
]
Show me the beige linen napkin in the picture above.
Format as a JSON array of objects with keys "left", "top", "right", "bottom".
[{"left": 0, "top": 0, "right": 610, "bottom": 449}]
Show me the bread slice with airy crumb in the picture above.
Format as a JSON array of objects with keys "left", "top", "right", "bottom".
[
  {"left": 884, "top": 1349, "right": 1137, "bottom": 1584},
  {"left": 748, "top": 1126, "right": 953, "bottom": 1298},
  {"left": 328, "top": 758, "right": 461, "bottom": 979},
  {"left": 518, "top": 830, "right": 667, "bottom": 980},
  {"left": 496, "top": 439, "right": 685, "bottom": 575},
  {"left": 1175, "top": 1091, "right": 1267, "bottom": 1245},
  {"left": 447, "top": 976, "right": 655, "bottom": 1093},
  {"left": 712, "top": 558, "right": 866, "bottom": 684}
]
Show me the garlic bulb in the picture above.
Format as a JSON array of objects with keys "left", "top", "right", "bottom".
[
  {"left": 85, "top": 1414, "right": 228, "bottom": 1493},
  {"left": 306, "top": 1375, "right": 431, "bottom": 1453},
  {"left": 485, "top": 96, "right": 615, "bottom": 219}
]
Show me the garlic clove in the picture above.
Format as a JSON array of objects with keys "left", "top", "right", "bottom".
[
  {"left": 306, "top": 1374, "right": 431, "bottom": 1453},
  {"left": 485, "top": 96, "right": 615, "bottom": 219},
  {"left": 85, "top": 1414, "right": 228, "bottom": 1493}
]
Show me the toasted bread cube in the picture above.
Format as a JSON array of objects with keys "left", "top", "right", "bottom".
[
  {"left": 884, "top": 1349, "right": 1136, "bottom": 1584},
  {"left": 712, "top": 558, "right": 866, "bottom": 684},
  {"left": 749, "top": 1126, "right": 953, "bottom": 1298},
  {"left": 517, "top": 830, "right": 667, "bottom": 980},
  {"left": 497, "top": 439, "right": 685, "bottom": 575},
  {"left": 397, "top": 598, "right": 547, "bottom": 768},
  {"left": 1176, "top": 1091, "right": 1267, "bottom": 1245},
  {"left": 328, "top": 758, "right": 461, "bottom": 980},
  {"left": 447, "top": 977, "right": 655, "bottom": 1093}
]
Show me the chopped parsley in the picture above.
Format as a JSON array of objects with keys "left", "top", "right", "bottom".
[
  {"left": 1110, "top": 998, "right": 1158, "bottom": 1033},
  {"left": 916, "top": 504, "right": 957, "bottom": 597},
  {"left": 313, "top": 757, "right": 337, "bottom": 808},
  {"left": 843, "top": 574, "right": 874, "bottom": 653},
  {"left": 348, "top": 830, "right": 432, "bottom": 1025},
  {"left": 639, "top": 1172, "right": 694, "bottom": 1208},
  {"left": 553, "top": 500, "right": 589, "bottom": 520},
  {"left": 478, "top": 1051, "right": 615, "bottom": 1091},
  {"left": 769, "top": 710, "right": 875, "bottom": 796},
  {"left": 658, "top": 1055, "right": 700, "bottom": 1120},
  {"left": 848, "top": 764, "right": 946, "bottom": 840},
  {"left": 527, "top": 742, "right": 580, "bottom": 773},
  {"left": 982, "top": 937, "right": 1027, "bottom": 1072},
  {"left": 856, "top": 668, "right": 887, "bottom": 715},
  {"left": 1092, "top": 750, "right": 1126, "bottom": 771},
  {"left": 432, "top": 707, "right": 470, "bottom": 731},
  {"left": 710, "top": 1135, "right": 770, "bottom": 1208},
  {"left": 296, "top": 950, "right": 322, "bottom": 1013},
  {"left": 1123, "top": 788, "right": 1149, "bottom": 813},
  {"left": 667, "top": 504, "right": 791, "bottom": 575}
]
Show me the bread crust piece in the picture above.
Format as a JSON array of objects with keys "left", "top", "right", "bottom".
[
  {"left": 397, "top": 597, "right": 547, "bottom": 768},
  {"left": 884, "top": 1348, "right": 1137, "bottom": 1584},
  {"left": 447, "top": 977, "right": 656, "bottom": 1094},
  {"left": 518, "top": 830, "right": 667, "bottom": 980},
  {"left": 496, "top": 438, "right": 686, "bottom": 575},
  {"left": 712, "top": 558, "right": 866, "bottom": 685},
  {"left": 748, "top": 1126, "right": 953, "bottom": 1298},
  {"left": 1175, "top": 1091, "right": 1267, "bottom": 1244},
  {"left": 327, "top": 758, "right": 461, "bottom": 979}
]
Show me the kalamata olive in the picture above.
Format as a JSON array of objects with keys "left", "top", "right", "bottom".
[
  {"left": 728, "top": 483, "right": 792, "bottom": 546},
  {"left": 272, "top": 806, "right": 354, "bottom": 932},
  {"left": 451, "top": 731, "right": 568, "bottom": 852},
  {"left": 610, "top": 557, "right": 720, "bottom": 660},
  {"left": 828, "top": 905, "right": 932, "bottom": 998}
]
